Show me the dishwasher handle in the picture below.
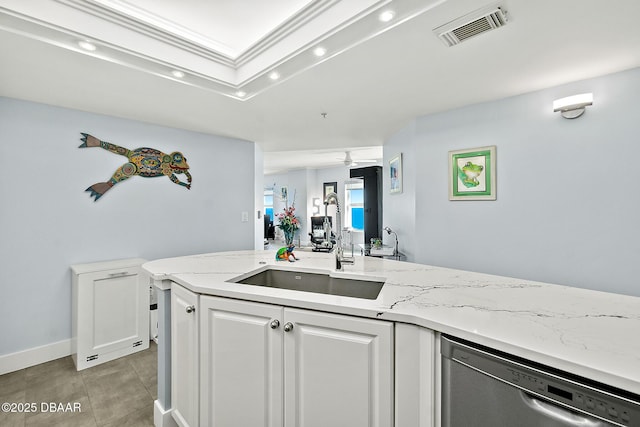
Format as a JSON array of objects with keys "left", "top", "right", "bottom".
[{"left": 520, "top": 391, "right": 607, "bottom": 427}]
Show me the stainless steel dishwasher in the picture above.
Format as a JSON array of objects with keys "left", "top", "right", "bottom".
[{"left": 441, "top": 335, "right": 640, "bottom": 426}]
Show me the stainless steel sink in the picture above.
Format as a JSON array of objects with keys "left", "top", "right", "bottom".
[{"left": 231, "top": 269, "right": 384, "bottom": 300}]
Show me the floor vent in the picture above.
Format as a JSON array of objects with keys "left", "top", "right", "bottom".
[{"left": 434, "top": 3, "right": 508, "bottom": 47}]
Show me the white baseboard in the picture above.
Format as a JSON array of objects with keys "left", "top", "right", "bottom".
[
  {"left": 154, "top": 400, "right": 178, "bottom": 427},
  {"left": 0, "top": 339, "right": 71, "bottom": 375}
]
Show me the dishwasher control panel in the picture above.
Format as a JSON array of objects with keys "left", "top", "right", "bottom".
[
  {"left": 443, "top": 336, "right": 640, "bottom": 427},
  {"left": 507, "top": 367, "right": 633, "bottom": 425}
]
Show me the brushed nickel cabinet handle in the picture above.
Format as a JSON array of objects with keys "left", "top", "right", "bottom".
[{"left": 108, "top": 271, "right": 129, "bottom": 277}]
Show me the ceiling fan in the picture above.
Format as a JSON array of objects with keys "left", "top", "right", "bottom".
[{"left": 340, "top": 151, "right": 377, "bottom": 167}]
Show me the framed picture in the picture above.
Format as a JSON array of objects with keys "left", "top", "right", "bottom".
[
  {"left": 323, "top": 182, "right": 337, "bottom": 200},
  {"left": 280, "top": 186, "right": 288, "bottom": 202},
  {"left": 389, "top": 154, "right": 402, "bottom": 194},
  {"left": 449, "top": 146, "right": 496, "bottom": 200}
]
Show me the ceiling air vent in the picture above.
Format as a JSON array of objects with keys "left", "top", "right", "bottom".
[{"left": 434, "top": 3, "right": 508, "bottom": 47}]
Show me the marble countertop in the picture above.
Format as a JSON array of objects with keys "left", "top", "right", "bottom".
[{"left": 143, "top": 250, "right": 640, "bottom": 395}]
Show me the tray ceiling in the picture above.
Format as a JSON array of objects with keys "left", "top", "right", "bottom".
[{"left": 0, "top": 0, "right": 445, "bottom": 99}]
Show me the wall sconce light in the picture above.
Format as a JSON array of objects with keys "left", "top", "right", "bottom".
[
  {"left": 553, "top": 93, "right": 593, "bottom": 119},
  {"left": 312, "top": 198, "right": 321, "bottom": 215}
]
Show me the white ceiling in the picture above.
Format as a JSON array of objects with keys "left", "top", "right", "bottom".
[
  {"left": 110, "top": 0, "right": 314, "bottom": 57},
  {"left": 1, "top": 0, "right": 640, "bottom": 174}
]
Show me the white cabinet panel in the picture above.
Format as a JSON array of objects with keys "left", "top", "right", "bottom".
[
  {"left": 171, "top": 284, "right": 199, "bottom": 427},
  {"left": 93, "top": 274, "right": 139, "bottom": 346},
  {"left": 395, "top": 323, "right": 437, "bottom": 427},
  {"left": 71, "top": 258, "right": 148, "bottom": 371},
  {"left": 199, "top": 296, "right": 283, "bottom": 427}
]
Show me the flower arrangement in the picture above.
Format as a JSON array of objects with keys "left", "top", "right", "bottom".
[{"left": 277, "top": 205, "right": 300, "bottom": 246}]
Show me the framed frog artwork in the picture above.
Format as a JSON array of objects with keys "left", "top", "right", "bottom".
[{"left": 448, "top": 146, "right": 496, "bottom": 200}]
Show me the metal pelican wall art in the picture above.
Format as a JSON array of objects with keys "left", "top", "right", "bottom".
[{"left": 79, "top": 133, "right": 192, "bottom": 201}]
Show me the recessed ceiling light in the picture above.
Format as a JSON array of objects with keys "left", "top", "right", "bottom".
[
  {"left": 171, "top": 70, "right": 185, "bottom": 78},
  {"left": 379, "top": 10, "right": 395, "bottom": 22},
  {"left": 235, "top": 90, "right": 246, "bottom": 98},
  {"left": 78, "top": 40, "right": 96, "bottom": 51},
  {"left": 269, "top": 71, "right": 280, "bottom": 80},
  {"left": 313, "top": 47, "right": 327, "bottom": 57}
]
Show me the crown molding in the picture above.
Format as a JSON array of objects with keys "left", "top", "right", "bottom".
[
  {"left": 236, "top": 0, "right": 336, "bottom": 66},
  {"left": 56, "top": 0, "right": 236, "bottom": 66}
]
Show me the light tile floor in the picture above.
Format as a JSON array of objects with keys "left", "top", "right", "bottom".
[{"left": 0, "top": 342, "right": 156, "bottom": 427}]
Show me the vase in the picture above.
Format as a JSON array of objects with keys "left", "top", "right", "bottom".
[{"left": 283, "top": 229, "right": 295, "bottom": 246}]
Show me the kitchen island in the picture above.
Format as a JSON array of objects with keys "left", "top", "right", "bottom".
[{"left": 144, "top": 250, "right": 640, "bottom": 427}]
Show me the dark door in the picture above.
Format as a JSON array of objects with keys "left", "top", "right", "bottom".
[{"left": 350, "top": 166, "right": 382, "bottom": 245}]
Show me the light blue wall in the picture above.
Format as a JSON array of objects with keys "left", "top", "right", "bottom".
[
  {"left": 253, "top": 144, "right": 265, "bottom": 250},
  {"left": 0, "top": 97, "right": 257, "bottom": 356},
  {"left": 384, "top": 67, "right": 640, "bottom": 296},
  {"left": 266, "top": 170, "right": 314, "bottom": 245},
  {"left": 382, "top": 122, "right": 417, "bottom": 259}
]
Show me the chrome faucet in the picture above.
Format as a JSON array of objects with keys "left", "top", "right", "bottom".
[{"left": 324, "top": 191, "right": 355, "bottom": 270}]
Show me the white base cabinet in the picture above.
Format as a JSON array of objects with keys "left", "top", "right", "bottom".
[
  {"left": 170, "top": 284, "right": 394, "bottom": 427},
  {"left": 71, "top": 258, "right": 148, "bottom": 371}
]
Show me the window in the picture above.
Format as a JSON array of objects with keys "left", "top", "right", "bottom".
[
  {"left": 264, "top": 189, "right": 274, "bottom": 220},
  {"left": 345, "top": 180, "right": 364, "bottom": 230}
]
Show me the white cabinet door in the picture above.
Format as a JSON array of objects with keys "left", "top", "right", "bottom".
[
  {"left": 284, "top": 308, "right": 394, "bottom": 427},
  {"left": 71, "top": 259, "right": 148, "bottom": 370},
  {"left": 171, "top": 284, "right": 199, "bottom": 427},
  {"left": 199, "top": 296, "right": 283, "bottom": 427}
]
